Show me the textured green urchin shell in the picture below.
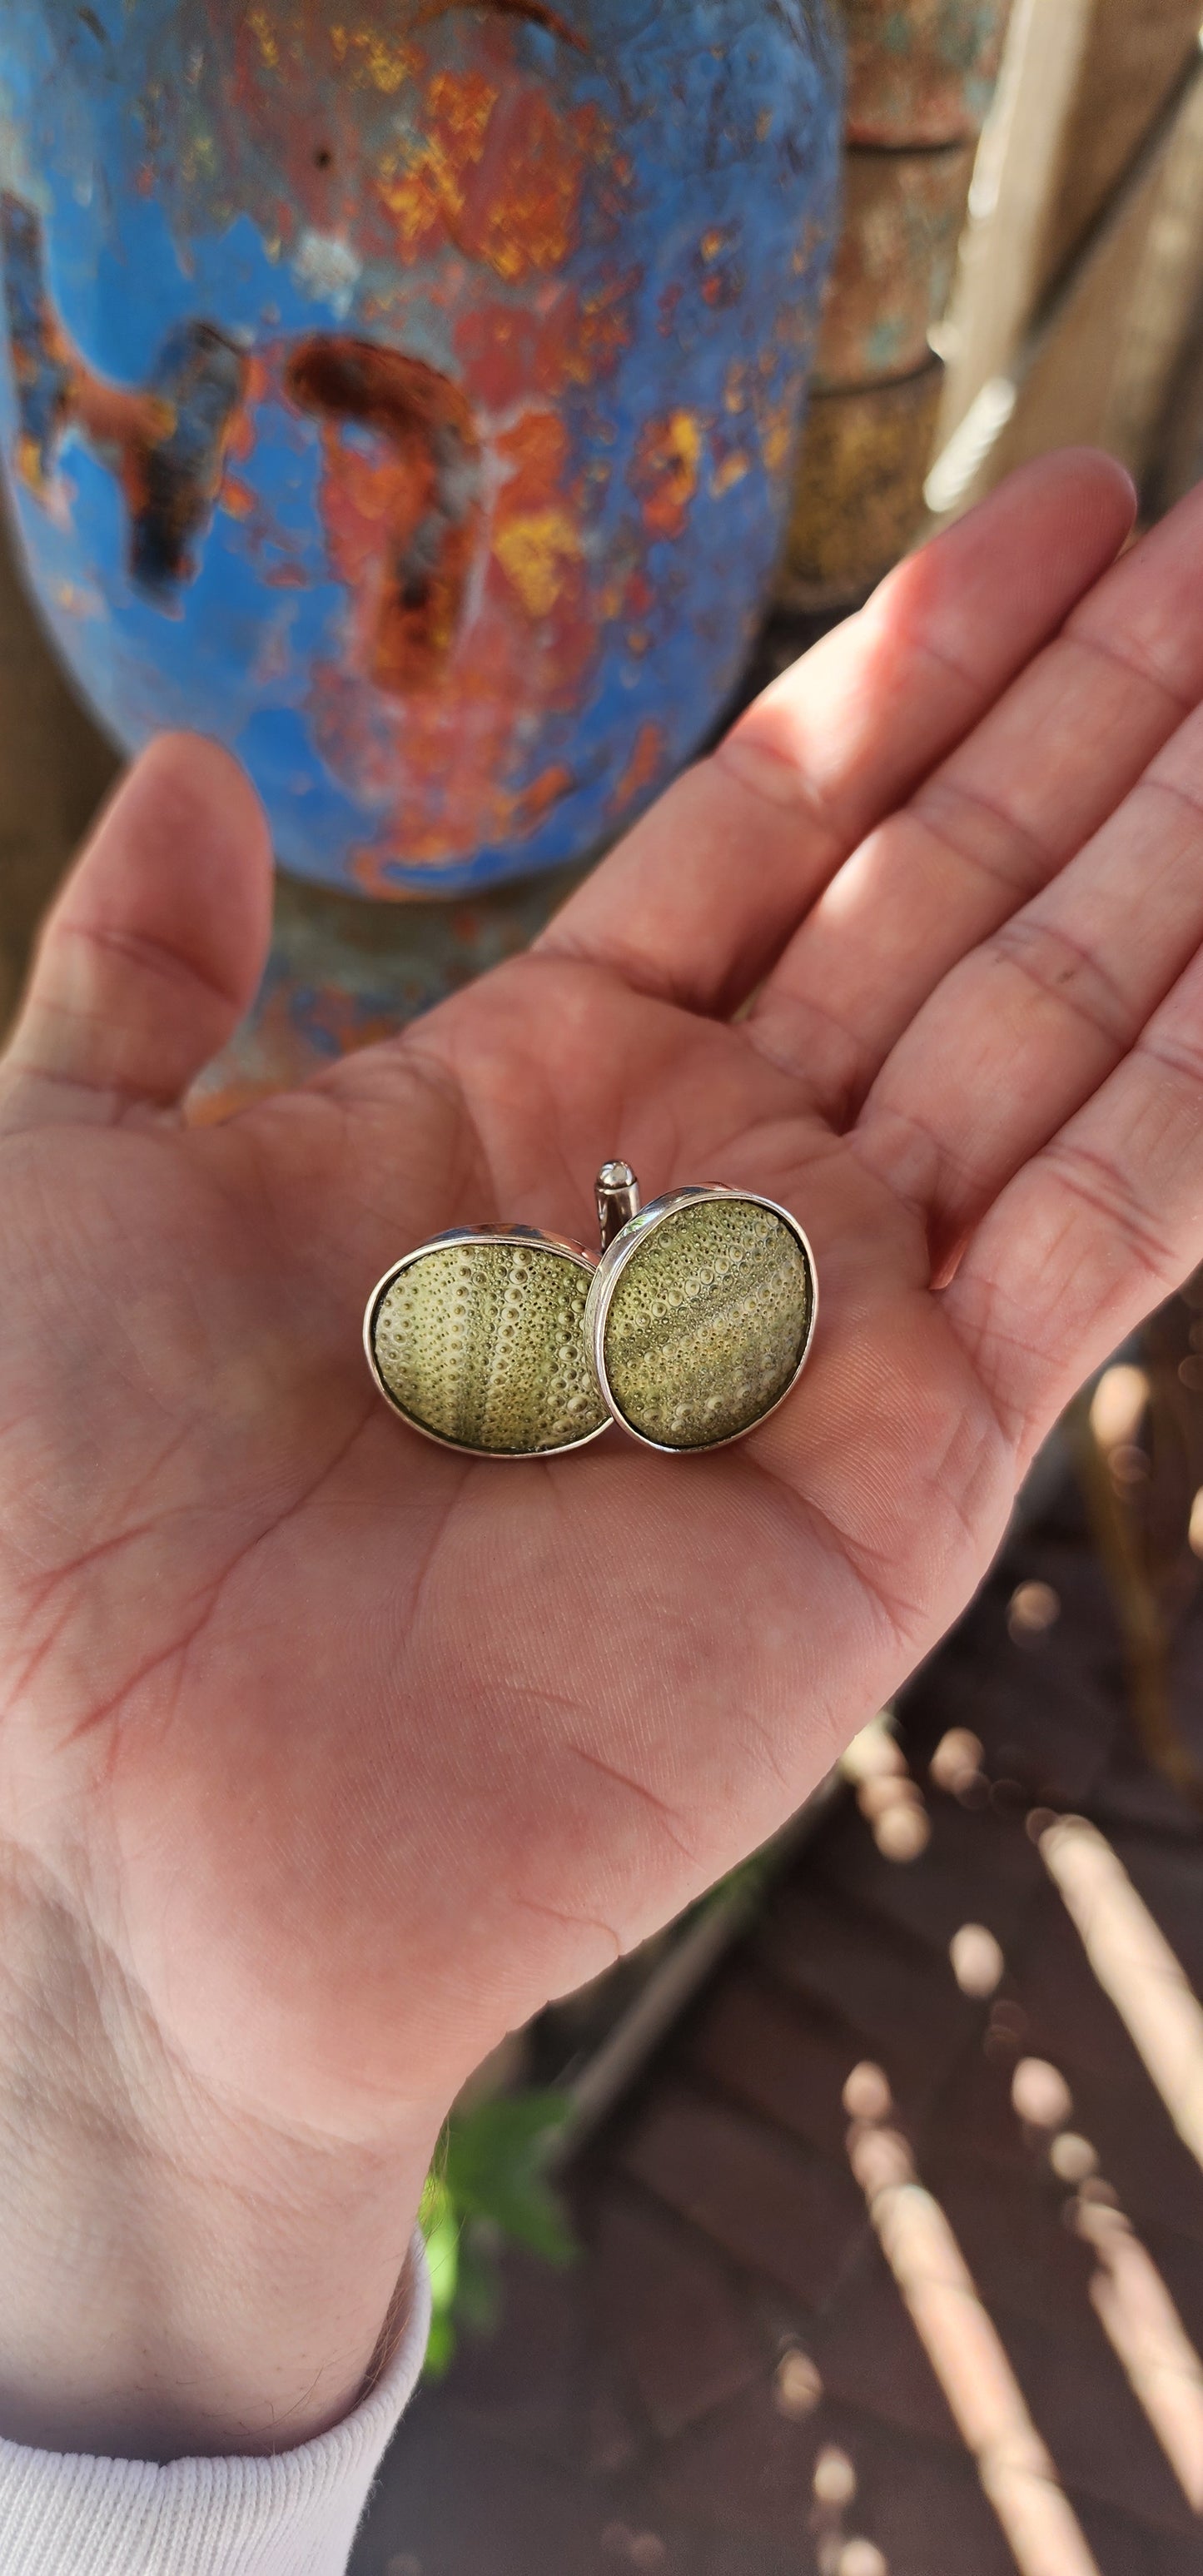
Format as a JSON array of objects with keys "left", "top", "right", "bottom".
[
  {"left": 371, "top": 1240, "right": 609, "bottom": 1455},
  {"left": 601, "top": 1199, "right": 812, "bottom": 1449}
]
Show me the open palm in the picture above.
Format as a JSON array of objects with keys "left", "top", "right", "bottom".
[{"left": 5, "top": 449, "right": 1203, "bottom": 2448}]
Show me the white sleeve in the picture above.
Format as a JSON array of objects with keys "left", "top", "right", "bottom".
[{"left": 0, "top": 2236, "right": 430, "bottom": 2576}]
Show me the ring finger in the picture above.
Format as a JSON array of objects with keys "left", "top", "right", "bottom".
[{"left": 748, "top": 479, "right": 1203, "bottom": 1125}]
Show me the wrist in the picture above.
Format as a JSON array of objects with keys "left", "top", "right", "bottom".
[{"left": 0, "top": 1856, "right": 442, "bottom": 2460}]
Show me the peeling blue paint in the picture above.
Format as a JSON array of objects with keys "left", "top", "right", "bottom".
[{"left": 0, "top": 2, "right": 843, "bottom": 895}]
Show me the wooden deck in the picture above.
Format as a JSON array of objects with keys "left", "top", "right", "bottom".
[{"left": 351, "top": 1445, "right": 1203, "bottom": 2575}]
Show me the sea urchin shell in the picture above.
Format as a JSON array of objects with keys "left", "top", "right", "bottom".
[{"left": 366, "top": 1231, "right": 609, "bottom": 1456}]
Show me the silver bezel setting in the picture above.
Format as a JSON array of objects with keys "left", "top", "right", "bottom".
[
  {"left": 583, "top": 1186, "right": 818, "bottom": 1454},
  {"left": 364, "top": 1225, "right": 611, "bottom": 1460}
]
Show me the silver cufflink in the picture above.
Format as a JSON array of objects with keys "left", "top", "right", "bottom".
[{"left": 364, "top": 1161, "right": 816, "bottom": 1460}]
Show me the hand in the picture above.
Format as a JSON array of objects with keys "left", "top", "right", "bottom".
[{"left": 4, "top": 448, "right": 1202, "bottom": 2459}]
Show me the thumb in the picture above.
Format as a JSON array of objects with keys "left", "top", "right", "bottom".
[{"left": 0, "top": 734, "right": 271, "bottom": 1128}]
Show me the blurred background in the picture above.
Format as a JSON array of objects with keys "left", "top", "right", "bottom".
[{"left": 4, "top": 5, "right": 1203, "bottom": 2570}]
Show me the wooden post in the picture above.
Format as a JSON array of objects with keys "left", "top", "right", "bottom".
[
  {"left": 934, "top": 0, "right": 1094, "bottom": 447},
  {"left": 930, "top": 0, "right": 1203, "bottom": 515}
]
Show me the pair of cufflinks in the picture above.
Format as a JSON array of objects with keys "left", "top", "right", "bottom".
[{"left": 364, "top": 1163, "right": 817, "bottom": 1460}]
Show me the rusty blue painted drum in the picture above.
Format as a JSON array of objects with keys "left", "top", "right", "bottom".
[{"left": 0, "top": 2, "right": 842, "bottom": 898}]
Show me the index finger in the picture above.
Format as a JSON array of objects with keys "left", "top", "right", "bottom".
[{"left": 539, "top": 450, "right": 1134, "bottom": 1020}]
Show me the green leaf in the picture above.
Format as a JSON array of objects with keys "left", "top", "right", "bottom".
[
  {"left": 421, "top": 2207, "right": 461, "bottom": 2316},
  {"left": 447, "top": 2091, "right": 572, "bottom": 2164},
  {"left": 418, "top": 2086, "right": 578, "bottom": 2374},
  {"left": 419, "top": 2169, "right": 449, "bottom": 2231},
  {"left": 443, "top": 2092, "right": 577, "bottom": 2265},
  {"left": 423, "top": 2308, "right": 457, "bottom": 2380}
]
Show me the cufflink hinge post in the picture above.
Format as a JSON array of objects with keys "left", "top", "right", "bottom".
[{"left": 596, "top": 1160, "right": 641, "bottom": 1251}]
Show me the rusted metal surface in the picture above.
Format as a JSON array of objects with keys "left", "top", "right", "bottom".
[
  {"left": 841, "top": 0, "right": 1013, "bottom": 146},
  {"left": 781, "top": 354, "right": 944, "bottom": 606},
  {"left": 815, "top": 140, "right": 974, "bottom": 386},
  {"left": 0, "top": 0, "right": 842, "bottom": 898},
  {"left": 188, "top": 858, "right": 585, "bottom": 1121},
  {"left": 783, "top": 0, "right": 1012, "bottom": 610}
]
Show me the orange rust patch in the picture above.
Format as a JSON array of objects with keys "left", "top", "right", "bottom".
[
  {"left": 494, "top": 404, "right": 569, "bottom": 503},
  {"left": 452, "top": 267, "right": 632, "bottom": 410},
  {"left": 510, "top": 759, "right": 572, "bottom": 828},
  {"left": 218, "top": 472, "right": 256, "bottom": 519},
  {"left": 2, "top": 194, "right": 247, "bottom": 589},
  {"left": 609, "top": 719, "right": 664, "bottom": 817},
  {"left": 756, "top": 393, "right": 795, "bottom": 480},
  {"left": 630, "top": 409, "right": 703, "bottom": 541},
  {"left": 343, "top": 27, "right": 420, "bottom": 92},
  {"left": 710, "top": 445, "right": 750, "bottom": 498},
  {"left": 489, "top": 408, "right": 589, "bottom": 632},
  {"left": 463, "top": 87, "right": 585, "bottom": 281},
  {"left": 246, "top": 5, "right": 281, "bottom": 70},
  {"left": 375, "top": 68, "right": 593, "bottom": 281},
  {"left": 286, "top": 335, "right": 480, "bottom": 694},
  {"left": 301, "top": 362, "right": 601, "bottom": 876},
  {"left": 564, "top": 273, "right": 634, "bottom": 385},
  {"left": 492, "top": 504, "right": 582, "bottom": 617},
  {"left": 376, "top": 69, "right": 497, "bottom": 251}
]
